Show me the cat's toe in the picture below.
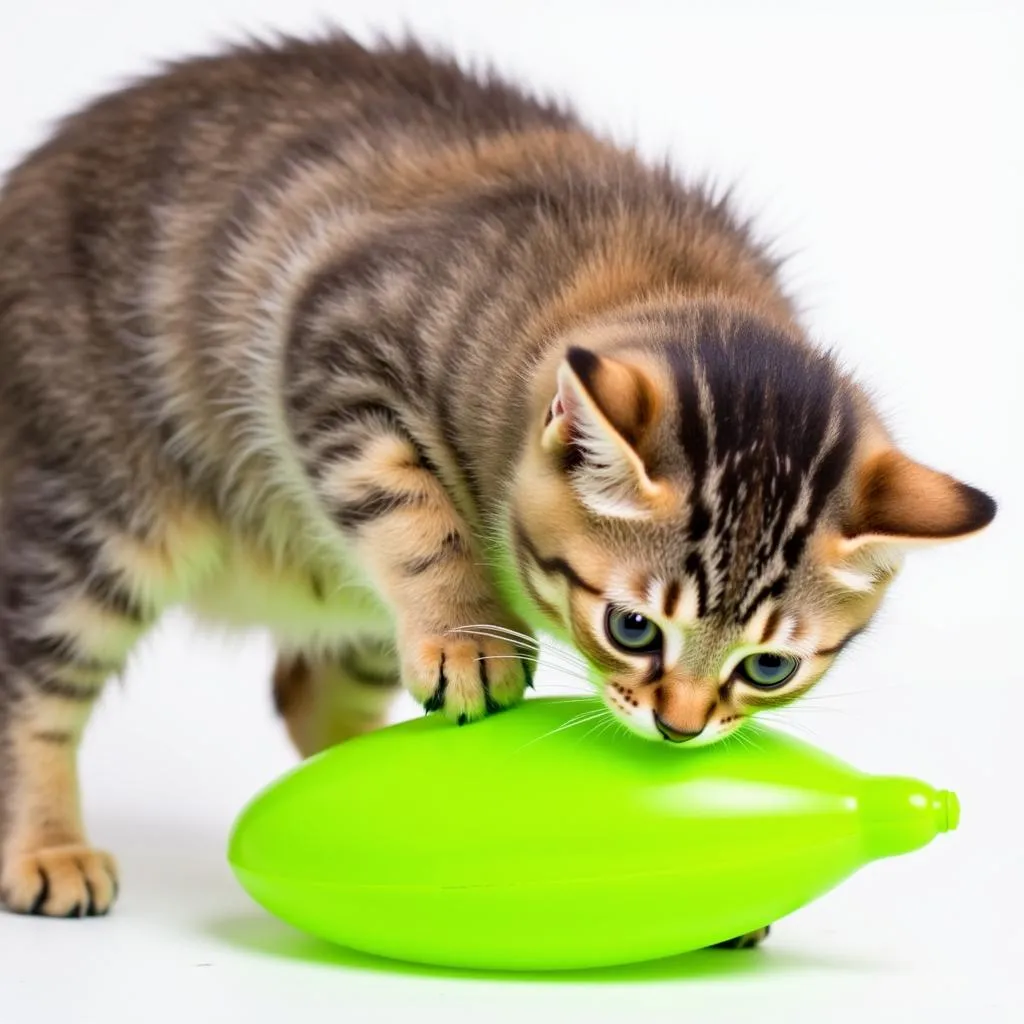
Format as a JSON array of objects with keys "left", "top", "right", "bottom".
[
  {"left": 404, "top": 633, "right": 531, "bottom": 722},
  {"left": 1, "top": 845, "right": 118, "bottom": 917},
  {"left": 711, "top": 925, "right": 771, "bottom": 950}
]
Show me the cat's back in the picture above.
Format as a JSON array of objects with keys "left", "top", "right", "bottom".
[
  {"left": 0, "top": 35, "right": 578, "bottom": 479},
  {"left": 0, "top": 34, "right": 575, "bottom": 229},
  {"left": 0, "top": 34, "right": 576, "bottom": 327}
]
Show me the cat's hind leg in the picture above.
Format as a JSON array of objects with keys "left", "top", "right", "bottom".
[
  {"left": 0, "top": 510, "right": 155, "bottom": 916},
  {"left": 711, "top": 925, "right": 772, "bottom": 950},
  {"left": 273, "top": 636, "right": 402, "bottom": 758}
]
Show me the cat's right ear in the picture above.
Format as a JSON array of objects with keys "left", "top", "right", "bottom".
[{"left": 541, "top": 347, "right": 666, "bottom": 519}]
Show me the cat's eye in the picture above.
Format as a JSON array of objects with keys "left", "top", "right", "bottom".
[
  {"left": 736, "top": 652, "right": 800, "bottom": 689},
  {"left": 605, "top": 608, "right": 663, "bottom": 654}
]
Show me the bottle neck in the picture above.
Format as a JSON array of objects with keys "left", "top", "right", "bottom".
[{"left": 860, "top": 776, "right": 959, "bottom": 860}]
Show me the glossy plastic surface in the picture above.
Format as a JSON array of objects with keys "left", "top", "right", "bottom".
[{"left": 229, "top": 697, "right": 957, "bottom": 970}]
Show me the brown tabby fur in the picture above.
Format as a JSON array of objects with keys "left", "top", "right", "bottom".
[{"left": 0, "top": 34, "right": 994, "bottom": 921}]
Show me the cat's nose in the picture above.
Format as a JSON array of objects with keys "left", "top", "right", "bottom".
[{"left": 653, "top": 713, "right": 702, "bottom": 743}]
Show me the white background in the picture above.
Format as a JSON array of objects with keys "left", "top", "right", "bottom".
[{"left": 1, "top": 1, "right": 1021, "bottom": 1021}]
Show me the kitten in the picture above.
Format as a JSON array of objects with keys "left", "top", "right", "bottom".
[{"left": 0, "top": 34, "right": 994, "bottom": 922}]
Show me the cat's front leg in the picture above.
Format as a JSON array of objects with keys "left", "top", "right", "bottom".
[{"left": 315, "top": 431, "right": 533, "bottom": 723}]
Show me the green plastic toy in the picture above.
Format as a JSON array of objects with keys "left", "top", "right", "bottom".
[{"left": 228, "top": 696, "right": 958, "bottom": 971}]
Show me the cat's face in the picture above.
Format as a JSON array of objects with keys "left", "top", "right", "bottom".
[{"left": 507, "top": 305, "right": 995, "bottom": 744}]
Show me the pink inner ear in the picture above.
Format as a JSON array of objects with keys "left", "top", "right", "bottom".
[
  {"left": 544, "top": 395, "right": 563, "bottom": 427},
  {"left": 547, "top": 391, "right": 571, "bottom": 426}
]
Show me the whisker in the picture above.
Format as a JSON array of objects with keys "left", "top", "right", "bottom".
[
  {"left": 533, "top": 684, "right": 595, "bottom": 694},
  {"left": 451, "top": 624, "right": 590, "bottom": 670},
  {"left": 776, "top": 705, "right": 847, "bottom": 714},
  {"left": 452, "top": 623, "right": 540, "bottom": 645},
  {"left": 611, "top": 718, "right": 633, "bottom": 742},
  {"left": 730, "top": 722, "right": 765, "bottom": 753},
  {"left": 515, "top": 709, "right": 608, "bottom": 750},
  {"left": 448, "top": 622, "right": 544, "bottom": 647},
  {"left": 452, "top": 628, "right": 589, "bottom": 676},
  {"left": 540, "top": 665, "right": 596, "bottom": 687},
  {"left": 449, "top": 631, "right": 551, "bottom": 662},
  {"left": 446, "top": 628, "right": 548, "bottom": 658},
  {"left": 528, "top": 696, "right": 600, "bottom": 705},
  {"left": 758, "top": 713, "right": 822, "bottom": 741},
  {"left": 540, "top": 680, "right": 600, "bottom": 695},
  {"left": 539, "top": 710, "right": 608, "bottom": 735},
  {"left": 542, "top": 650, "right": 593, "bottom": 674},
  {"left": 472, "top": 654, "right": 593, "bottom": 686},
  {"left": 577, "top": 714, "right": 615, "bottom": 744},
  {"left": 797, "top": 689, "right": 874, "bottom": 701}
]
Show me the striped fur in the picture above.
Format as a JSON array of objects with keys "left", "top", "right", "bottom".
[{"left": 0, "top": 34, "right": 994, "bottom": 918}]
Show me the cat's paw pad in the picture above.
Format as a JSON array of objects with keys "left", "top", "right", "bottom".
[
  {"left": 711, "top": 925, "right": 771, "bottom": 950},
  {"left": 1, "top": 845, "right": 118, "bottom": 917},
  {"left": 402, "top": 632, "right": 533, "bottom": 724}
]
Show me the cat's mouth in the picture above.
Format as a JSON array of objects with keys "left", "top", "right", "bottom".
[{"left": 601, "top": 687, "right": 745, "bottom": 747}]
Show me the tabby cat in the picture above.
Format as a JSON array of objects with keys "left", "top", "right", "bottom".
[{"left": 0, "top": 35, "right": 994, "bottom": 925}]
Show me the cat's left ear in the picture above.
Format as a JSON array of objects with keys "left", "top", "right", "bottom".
[
  {"left": 542, "top": 346, "right": 665, "bottom": 518},
  {"left": 839, "top": 447, "right": 996, "bottom": 555}
]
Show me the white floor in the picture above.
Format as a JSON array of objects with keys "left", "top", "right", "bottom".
[
  {"left": 1, "top": 610, "right": 1021, "bottom": 1024},
  {"left": 2, "top": 2, "right": 1023, "bottom": 1022}
]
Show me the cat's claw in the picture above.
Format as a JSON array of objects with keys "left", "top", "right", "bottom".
[{"left": 403, "top": 632, "right": 532, "bottom": 723}]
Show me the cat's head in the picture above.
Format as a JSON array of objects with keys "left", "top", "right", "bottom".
[{"left": 506, "top": 301, "right": 995, "bottom": 744}]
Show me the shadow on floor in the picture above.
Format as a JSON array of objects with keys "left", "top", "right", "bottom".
[{"left": 201, "top": 912, "right": 891, "bottom": 984}]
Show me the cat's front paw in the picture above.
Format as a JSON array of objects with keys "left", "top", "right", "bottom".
[
  {"left": 1, "top": 844, "right": 118, "bottom": 917},
  {"left": 401, "top": 629, "right": 533, "bottom": 724}
]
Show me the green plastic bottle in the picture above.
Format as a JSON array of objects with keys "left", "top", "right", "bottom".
[{"left": 228, "top": 696, "right": 958, "bottom": 971}]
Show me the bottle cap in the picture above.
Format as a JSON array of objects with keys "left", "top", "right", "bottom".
[{"left": 935, "top": 789, "right": 960, "bottom": 833}]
